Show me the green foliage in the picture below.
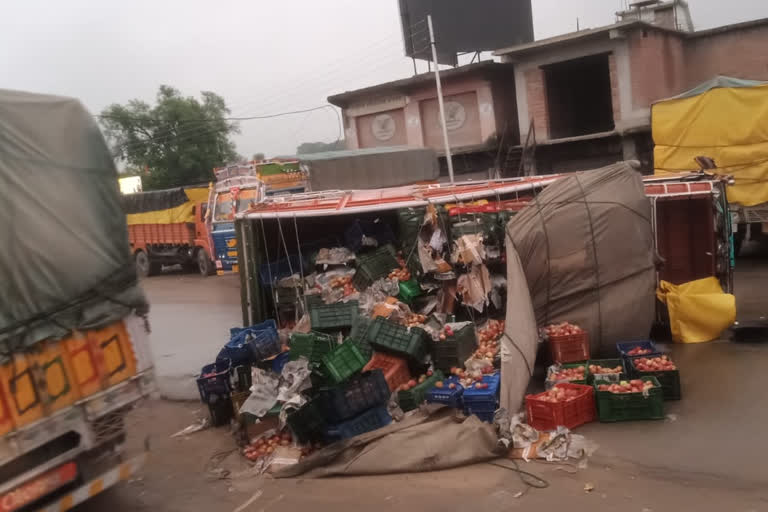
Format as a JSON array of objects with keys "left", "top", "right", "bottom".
[
  {"left": 296, "top": 140, "right": 346, "bottom": 155},
  {"left": 100, "top": 85, "right": 240, "bottom": 190}
]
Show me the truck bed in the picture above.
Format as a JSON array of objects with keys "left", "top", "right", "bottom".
[{"left": 128, "top": 222, "right": 195, "bottom": 247}]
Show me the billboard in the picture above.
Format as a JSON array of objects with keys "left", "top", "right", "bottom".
[{"left": 399, "top": 0, "right": 534, "bottom": 66}]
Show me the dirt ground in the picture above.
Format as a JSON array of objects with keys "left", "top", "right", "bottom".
[{"left": 74, "top": 248, "right": 768, "bottom": 511}]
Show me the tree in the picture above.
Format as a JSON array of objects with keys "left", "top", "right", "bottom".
[
  {"left": 253, "top": 152, "right": 265, "bottom": 161},
  {"left": 296, "top": 140, "right": 346, "bottom": 155},
  {"left": 100, "top": 85, "right": 240, "bottom": 190}
]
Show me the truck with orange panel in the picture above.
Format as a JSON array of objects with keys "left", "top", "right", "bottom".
[
  {"left": 0, "top": 88, "right": 155, "bottom": 511},
  {"left": 122, "top": 186, "right": 216, "bottom": 277}
]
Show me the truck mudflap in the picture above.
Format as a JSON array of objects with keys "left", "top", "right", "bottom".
[{"left": 37, "top": 452, "right": 148, "bottom": 512}]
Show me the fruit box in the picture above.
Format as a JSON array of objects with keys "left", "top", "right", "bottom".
[
  {"left": 368, "top": 317, "right": 429, "bottom": 363},
  {"left": 586, "top": 359, "right": 626, "bottom": 384},
  {"left": 462, "top": 373, "right": 501, "bottom": 410},
  {"left": 548, "top": 332, "right": 590, "bottom": 364},
  {"left": 289, "top": 331, "right": 336, "bottom": 365},
  {"left": 286, "top": 400, "right": 326, "bottom": 443},
  {"left": 363, "top": 352, "right": 411, "bottom": 392},
  {"left": 615, "top": 340, "right": 660, "bottom": 360},
  {"left": 324, "top": 405, "right": 392, "bottom": 442},
  {"left": 197, "top": 359, "right": 232, "bottom": 404},
  {"left": 397, "top": 371, "right": 444, "bottom": 412},
  {"left": 545, "top": 362, "right": 588, "bottom": 388},
  {"left": 626, "top": 356, "right": 681, "bottom": 401},
  {"left": 594, "top": 376, "right": 665, "bottom": 422},
  {"left": 310, "top": 301, "right": 360, "bottom": 332},
  {"left": 425, "top": 377, "right": 464, "bottom": 408},
  {"left": 525, "top": 383, "right": 596, "bottom": 431},
  {"left": 431, "top": 324, "right": 478, "bottom": 373},
  {"left": 321, "top": 341, "right": 368, "bottom": 385},
  {"left": 318, "top": 370, "right": 391, "bottom": 422}
]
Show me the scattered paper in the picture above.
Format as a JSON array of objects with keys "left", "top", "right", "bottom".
[
  {"left": 240, "top": 368, "right": 280, "bottom": 418},
  {"left": 584, "top": 482, "right": 595, "bottom": 493},
  {"left": 456, "top": 264, "right": 491, "bottom": 312}
]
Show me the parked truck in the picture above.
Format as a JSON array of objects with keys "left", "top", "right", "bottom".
[
  {"left": 653, "top": 76, "right": 768, "bottom": 256},
  {"left": 122, "top": 186, "right": 215, "bottom": 277},
  {"left": 210, "top": 160, "right": 308, "bottom": 274},
  {"left": 0, "top": 89, "right": 155, "bottom": 511}
]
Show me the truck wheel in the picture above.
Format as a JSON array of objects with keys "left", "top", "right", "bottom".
[
  {"left": 197, "top": 248, "right": 214, "bottom": 277},
  {"left": 135, "top": 251, "right": 151, "bottom": 278}
]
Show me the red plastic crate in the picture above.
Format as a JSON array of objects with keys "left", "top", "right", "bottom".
[
  {"left": 549, "top": 332, "right": 590, "bottom": 364},
  {"left": 525, "top": 383, "right": 596, "bottom": 431},
  {"left": 362, "top": 352, "right": 411, "bottom": 392}
]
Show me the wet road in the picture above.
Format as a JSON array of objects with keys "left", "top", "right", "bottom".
[{"left": 142, "top": 272, "right": 243, "bottom": 399}]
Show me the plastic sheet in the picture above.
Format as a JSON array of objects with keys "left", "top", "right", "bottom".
[{"left": 656, "top": 277, "right": 736, "bottom": 343}]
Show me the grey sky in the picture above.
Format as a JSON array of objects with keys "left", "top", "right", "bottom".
[{"left": 2, "top": 0, "right": 766, "bottom": 159}]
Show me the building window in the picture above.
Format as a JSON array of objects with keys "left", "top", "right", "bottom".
[{"left": 542, "top": 53, "right": 615, "bottom": 139}]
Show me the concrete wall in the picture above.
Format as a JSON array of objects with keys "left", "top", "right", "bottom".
[
  {"left": 627, "top": 29, "right": 685, "bottom": 109},
  {"left": 340, "top": 72, "right": 515, "bottom": 153},
  {"left": 685, "top": 24, "right": 768, "bottom": 87},
  {"left": 419, "top": 91, "right": 482, "bottom": 149}
]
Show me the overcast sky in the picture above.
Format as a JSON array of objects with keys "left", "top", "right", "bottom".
[{"left": 2, "top": 0, "right": 767, "bottom": 158}]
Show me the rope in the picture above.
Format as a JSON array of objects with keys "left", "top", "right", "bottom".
[
  {"left": 292, "top": 214, "right": 308, "bottom": 317},
  {"left": 486, "top": 459, "right": 550, "bottom": 491},
  {"left": 258, "top": 216, "right": 280, "bottom": 327}
]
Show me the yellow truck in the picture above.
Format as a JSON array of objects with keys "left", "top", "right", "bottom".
[{"left": 0, "top": 89, "right": 154, "bottom": 510}]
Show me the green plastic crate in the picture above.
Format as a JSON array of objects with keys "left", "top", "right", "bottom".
[
  {"left": 397, "top": 370, "right": 445, "bottom": 411},
  {"left": 289, "top": 331, "right": 336, "bottom": 364},
  {"left": 586, "top": 359, "right": 626, "bottom": 384},
  {"left": 545, "top": 362, "right": 588, "bottom": 387},
  {"left": 626, "top": 356, "right": 682, "bottom": 401},
  {"left": 432, "top": 324, "right": 478, "bottom": 373},
  {"left": 397, "top": 279, "right": 422, "bottom": 304},
  {"left": 347, "top": 316, "right": 374, "bottom": 361},
  {"left": 351, "top": 245, "right": 399, "bottom": 291},
  {"left": 594, "top": 376, "right": 665, "bottom": 422},
  {"left": 321, "top": 341, "right": 368, "bottom": 385},
  {"left": 310, "top": 300, "right": 359, "bottom": 332},
  {"left": 367, "top": 317, "right": 429, "bottom": 363}
]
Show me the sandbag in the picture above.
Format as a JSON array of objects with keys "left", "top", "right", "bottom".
[{"left": 657, "top": 277, "right": 736, "bottom": 343}]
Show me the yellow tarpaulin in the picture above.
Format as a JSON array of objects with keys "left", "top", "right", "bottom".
[
  {"left": 656, "top": 277, "right": 736, "bottom": 344},
  {"left": 125, "top": 187, "right": 209, "bottom": 225},
  {"left": 653, "top": 78, "right": 768, "bottom": 207}
]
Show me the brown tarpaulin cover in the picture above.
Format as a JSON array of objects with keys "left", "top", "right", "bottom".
[
  {"left": 501, "top": 162, "right": 656, "bottom": 414},
  {"left": 273, "top": 406, "right": 502, "bottom": 478}
]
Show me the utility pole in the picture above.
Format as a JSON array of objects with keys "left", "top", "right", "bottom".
[{"left": 428, "top": 15, "right": 455, "bottom": 184}]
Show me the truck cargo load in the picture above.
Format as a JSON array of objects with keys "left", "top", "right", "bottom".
[
  {"left": 0, "top": 88, "right": 155, "bottom": 511},
  {"left": 122, "top": 186, "right": 214, "bottom": 276}
]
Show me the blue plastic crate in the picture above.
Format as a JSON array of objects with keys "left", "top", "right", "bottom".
[
  {"left": 345, "top": 219, "right": 396, "bottom": 252},
  {"left": 425, "top": 377, "right": 464, "bottom": 408},
  {"left": 197, "top": 359, "right": 232, "bottom": 404},
  {"left": 259, "top": 255, "right": 304, "bottom": 287},
  {"left": 271, "top": 352, "right": 291, "bottom": 374},
  {"left": 325, "top": 406, "right": 392, "bottom": 441},
  {"left": 462, "top": 373, "right": 501, "bottom": 410},
  {"left": 219, "top": 320, "right": 280, "bottom": 365},
  {"left": 616, "top": 340, "right": 661, "bottom": 359}
]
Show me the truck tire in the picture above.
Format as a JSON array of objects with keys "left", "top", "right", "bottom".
[
  {"left": 197, "top": 248, "right": 215, "bottom": 277},
  {"left": 135, "top": 251, "right": 151, "bottom": 278},
  {"left": 135, "top": 250, "right": 160, "bottom": 277}
]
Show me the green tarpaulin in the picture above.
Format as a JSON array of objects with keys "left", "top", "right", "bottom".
[{"left": 0, "top": 89, "right": 147, "bottom": 354}]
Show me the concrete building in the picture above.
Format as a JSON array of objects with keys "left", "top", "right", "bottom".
[
  {"left": 329, "top": 1, "right": 768, "bottom": 177},
  {"left": 328, "top": 62, "right": 519, "bottom": 176}
]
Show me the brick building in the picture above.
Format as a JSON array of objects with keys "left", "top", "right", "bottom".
[{"left": 329, "top": 1, "right": 768, "bottom": 177}]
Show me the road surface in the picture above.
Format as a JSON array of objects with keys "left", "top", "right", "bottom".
[{"left": 74, "top": 255, "right": 768, "bottom": 511}]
